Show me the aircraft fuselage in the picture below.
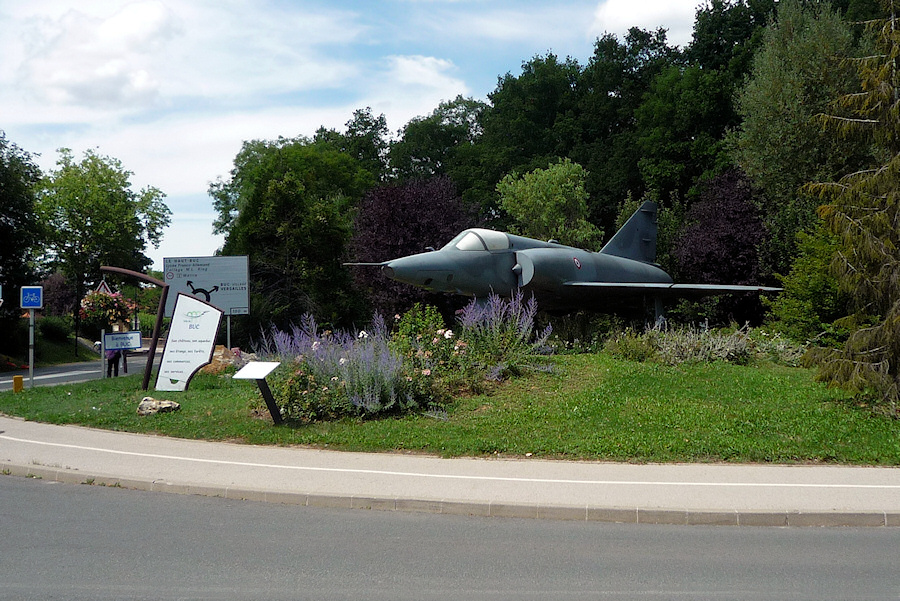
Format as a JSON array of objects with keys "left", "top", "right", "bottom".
[
  {"left": 349, "top": 202, "right": 779, "bottom": 314},
  {"left": 381, "top": 228, "right": 671, "bottom": 311}
]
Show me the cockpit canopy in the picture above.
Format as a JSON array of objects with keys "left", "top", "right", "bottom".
[{"left": 442, "top": 228, "right": 510, "bottom": 252}]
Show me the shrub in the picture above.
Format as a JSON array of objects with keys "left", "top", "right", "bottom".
[
  {"left": 254, "top": 294, "right": 556, "bottom": 421},
  {"left": 749, "top": 329, "right": 807, "bottom": 367},
  {"left": 390, "top": 304, "right": 467, "bottom": 387},
  {"left": 605, "top": 325, "right": 760, "bottom": 366},
  {"left": 38, "top": 315, "right": 73, "bottom": 342},
  {"left": 603, "top": 328, "right": 660, "bottom": 362},
  {"left": 656, "top": 326, "right": 751, "bottom": 365}
]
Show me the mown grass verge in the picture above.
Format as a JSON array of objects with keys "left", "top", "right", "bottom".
[
  {"left": 1, "top": 336, "right": 99, "bottom": 371},
  {"left": 1, "top": 353, "right": 898, "bottom": 465}
]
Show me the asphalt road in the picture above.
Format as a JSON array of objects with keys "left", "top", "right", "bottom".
[
  {"left": 0, "top": 360, "right": 103, "bottom": 391},
  {"left": 0, "top": 352, "right": 159, "bottom": 391},
  {"left": 1, "top": 476, "right": 898, "bottom": 601}
]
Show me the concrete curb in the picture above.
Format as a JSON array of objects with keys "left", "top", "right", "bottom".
[{"left": 6, "top": 463, "right": 898, "bottom": 528}]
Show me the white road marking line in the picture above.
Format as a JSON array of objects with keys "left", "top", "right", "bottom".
[
  {"left": 2, "top": 433, "right": 899, "bottom": 490},
  {"left": 0, "top": 369, "right": 99, "bottom": 384}
]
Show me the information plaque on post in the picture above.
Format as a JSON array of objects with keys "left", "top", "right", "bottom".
[
  {"left": 233, "top": 361, "right": 282, "bottom": 424},
  {"left": 155, "top": 293, "right": 223, "bottom": 392}
]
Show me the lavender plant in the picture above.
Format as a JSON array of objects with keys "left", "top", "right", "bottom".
[
  {"left": 456, "top": 291, "right": 552, "bottom": 381},
  {"left": 257, "top": 313, "right": 438, "bottom": 421}
]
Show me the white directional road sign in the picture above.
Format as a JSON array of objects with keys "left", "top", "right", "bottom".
[{"left": 163, "top": 256, "right": 249, "bottom": 317}]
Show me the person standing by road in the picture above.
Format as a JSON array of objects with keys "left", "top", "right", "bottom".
[{"left": 105, "top": 349, "right": 121, "bottom": 377}]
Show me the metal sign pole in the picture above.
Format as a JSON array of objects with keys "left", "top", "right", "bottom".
[
  {"left": 20, "top": 285, "right": 43, "bottom": 389},
  {"left": 101, "top": 328, "right": 107, "bottom": 378},
  {"left": 28, "top": 309, "right": 35, "bottom": 388}
]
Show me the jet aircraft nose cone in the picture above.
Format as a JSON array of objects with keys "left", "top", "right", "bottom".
[
  {"left": 382, "top": 257, "right": 420, "bottom": 285},
  {"left": 382, "top": 255, "right": 454, "bottom": 291}
]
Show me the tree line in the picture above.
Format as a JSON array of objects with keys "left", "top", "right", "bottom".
[{"left": 210, "top": 0, "right": 886, "bottom": 331}]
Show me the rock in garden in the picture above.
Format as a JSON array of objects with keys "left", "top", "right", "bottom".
[{"left": 137, "top": 397, "right": 180, "bottom": 416}]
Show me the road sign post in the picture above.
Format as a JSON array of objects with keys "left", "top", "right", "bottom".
[{"left": 20, "top": 286, "right": 43, "bottom": 389}]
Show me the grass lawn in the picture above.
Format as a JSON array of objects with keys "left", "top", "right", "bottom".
[
  {"left": 1, "top": 336, "right": 99, "bottom": 370},
  {"left": 1, "top": 353, "right": 898, "bottom": 465}
]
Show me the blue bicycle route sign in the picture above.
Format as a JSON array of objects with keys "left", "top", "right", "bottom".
[{"left": 20, "top": 286, "right": 43, "bottom": 309}]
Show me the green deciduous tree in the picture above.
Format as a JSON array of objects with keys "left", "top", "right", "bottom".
[
  {"left": 804, "top": 3, "right": 900, "bottom": 416},
  {"left": 212, "top": 137, "right": 374, "bottom": 334},
  {"left": 497, "top": 158, "right": 603, "bottom": 249},
  {"left": 465, "top": 53, "right": 582, "bottom": 221},
  {"left": 315, "top": 107, "right": 390, "bottom": 182},
  {"left": 0, "top": 132, "right": 42, "bottom": 293},
  {"left": 0, "top": 132, "right": 43, "bottom": 356},
  {"left": 688, "top": 0, "right": 776, "bottom": 77},
  {"left": 38, "top": 148, "right": 169, "bottom": 340},
  {"left": 571, "top": 29, "right": 680, "bottom": 228},
  {"left": 730, "top": 0, "right": 865, "bottom": 275},
  {"left": 389, "top": 96, "right": 486, "bottom": 182},
  {"left": 636, "top": 65, "right": 734, "bottom": 200}
]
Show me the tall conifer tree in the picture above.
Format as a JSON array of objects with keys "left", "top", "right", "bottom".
[{"left": 806, "top": 1, "right": 900, "bottom": 416}]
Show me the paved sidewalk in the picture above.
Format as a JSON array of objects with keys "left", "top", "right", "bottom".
[{"left": 1, "top": 414, "right": 898, "bottom": 527}]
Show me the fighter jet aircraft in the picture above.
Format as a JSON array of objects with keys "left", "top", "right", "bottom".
[{"left": 348, "top": 201, "right": 780, "bottom": 315}]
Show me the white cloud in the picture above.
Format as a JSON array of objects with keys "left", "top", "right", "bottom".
[
  {"left": 7, "top": 0, "right": 365, "bottom": 118},
  {"left": 592, "top": 0, "right": 698, "bottom": 47},
  {"left": 146, "top": 209, "right": 224, "bottom": 268},
  {"left": 16, "top": 2, "right": 179, "bottom": 108},
  {"left": 411, "top": 3, "right": 598, "bottom": 54},
  {"left": 364, "top": 55, "right": 469, "bottom": 125}
]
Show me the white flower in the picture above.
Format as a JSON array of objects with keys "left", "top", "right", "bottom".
[
  {"left": 444, "top": 329, "right": 454, "bottom": 339},
  {"left": 339, "top": 357, "right": 347, "bottom": 365},
  {"left": 358, "top": 330, "right": 368, "bottom": 339}
]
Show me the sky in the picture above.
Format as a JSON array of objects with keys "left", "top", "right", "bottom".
[{"left": 1, "top": 0, "right": 702, "bottom": 271}]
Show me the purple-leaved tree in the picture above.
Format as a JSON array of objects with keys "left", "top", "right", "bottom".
[
  {"left": 349, "top": 176, "right": 477, "bottom": 318},
  {"left": 672, "top": 168, "right": 769, "bottom": 322}
]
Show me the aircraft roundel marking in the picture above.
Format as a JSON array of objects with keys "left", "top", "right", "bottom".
[{"left": 573, "top": 257, "right": 582, "bottom": 269}]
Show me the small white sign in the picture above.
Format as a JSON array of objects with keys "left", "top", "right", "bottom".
[
  {"left": 233, "top": 361, "right": 281, "bottom": 380},
  {"left": 155, "top": 294, "right": 223, "bottom": 392},
  {"left": 104, "top": 331, "right": 142, "bottom": 351}
]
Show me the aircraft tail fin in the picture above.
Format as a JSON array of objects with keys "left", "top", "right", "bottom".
[{"left": 599, "top": 201, "right": 658, "bottom": 263}]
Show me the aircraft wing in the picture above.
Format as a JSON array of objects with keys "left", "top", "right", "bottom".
[{"left": 563, "top": 282, "right": 782, "bottom": 294}]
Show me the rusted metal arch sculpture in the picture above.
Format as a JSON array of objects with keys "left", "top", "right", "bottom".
[{"left": 100, "top": 266, "right": 169, "bottom": 391}]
